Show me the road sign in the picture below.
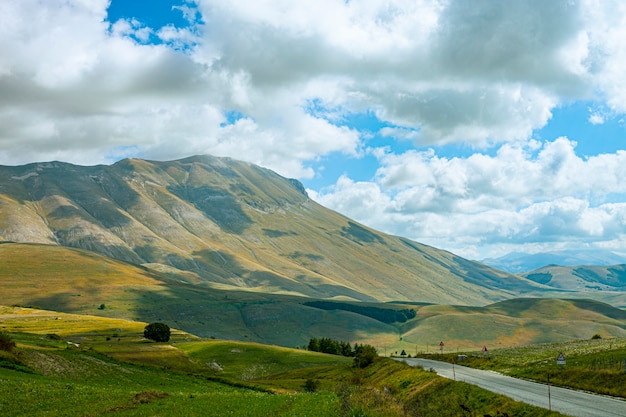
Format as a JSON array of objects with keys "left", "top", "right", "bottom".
[{"left": 557, "top": 353, "right": 566, "bottom": 365}]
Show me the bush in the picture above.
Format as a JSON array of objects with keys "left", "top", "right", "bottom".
[
  {"left": 143, "top": 322, "right": 171, "bottom": 342},
  {"left": 303, "top": 378, "right": 319, "bottom": 392},
  {"left": 353, "top": 344, "right": 378, "bottom": 368},
  {"left": 591, "top": 333, "right": 602, "bottom": 340},
  {"left": 0, "top": 332, "right": 16, "bottom": 352}
]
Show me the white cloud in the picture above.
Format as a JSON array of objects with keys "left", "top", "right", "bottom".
[
  {"left": 588, "top": 113, "right": 605, "bottom": 125},
  {"left": 2, "top": 0, "right": 626, "bottom": 169},
  {"left": 3, "top": 0, "right": 626, "bottom": 258},
  {"left": 315, "top": 138, "right": 626, "bottom": 259}
]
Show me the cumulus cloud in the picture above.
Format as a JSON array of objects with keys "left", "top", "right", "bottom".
[
  {"left": 0, "top": 0, "right": 361, "bottom": 176},
  {"left": 4, "top": 0, "right": 626, "bottom": 257},
  {"left": 315, "top": 138, "right": 626, "bottom": 258},
  {"left": 2, "top": 0, "right": 626, "bottom": 168}
]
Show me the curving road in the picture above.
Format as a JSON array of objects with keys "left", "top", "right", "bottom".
[{"left": 397, "top": 358, "right": 626, "bottom": 417}]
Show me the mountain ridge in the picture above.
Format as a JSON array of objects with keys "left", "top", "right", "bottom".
[
  {"left": 0, "top": 154, "right": 538, "bottom": 305},
  {"left": 482, "top": 249, "right": 626, "bottom": 273}
]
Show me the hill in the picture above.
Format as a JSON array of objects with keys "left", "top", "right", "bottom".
[
  {"left": 0, "top": 243, "right": 405, "bottom": 347},
  {"left": 2, "top": 244, "right": 625, "bottom": 350},
  {"left": 523, "top": 264, "right": 626, "bottom": 291},
  {"left": 0, "top": 306, "right": 566, "bottom": 417},
  {"left": 0, "top": 155, "right": 539, "bottom": 305},
  {"left": 397, "top": 298, "right": 626, "bottom": 351}
]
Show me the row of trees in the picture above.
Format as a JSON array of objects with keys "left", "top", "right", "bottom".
[
  {"left": 308, "top": 337, "right": 354, "bottom": 356},
  {"left": 307, "top": 337, "right": 378, "bottom": 368}
]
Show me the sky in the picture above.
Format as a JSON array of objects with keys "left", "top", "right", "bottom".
[{"left": 2, "top": 0, "right": 626, "bottom": 261}]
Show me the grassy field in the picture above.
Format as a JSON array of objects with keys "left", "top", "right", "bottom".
[
  {"left": 3, "top": 243, "right": 626, "bottom": 355},
  {"left": 418, "top": 337, "right": 626, "bottom": 398},
  {"left": 0, "top": 305, "right": 567, "bottom": 416},
  {"left": 396, "top": 298, "right": 626, "bottom": 354}
]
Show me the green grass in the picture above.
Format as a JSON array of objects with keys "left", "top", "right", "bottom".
[
  {"left": 0, "top": 307, "right": 568, "bottom": 416},
  {"left": 421, "top": 337, "right": 626, "bottom": 397},
  {"left": 3, "top": 243, "right": 626, "bottom": 354},
  {"left": 178, "top": 339, "right": 352, "bottom": 382},
  {"left": 0, "top": 359, "right": 342, "bottom": 417},
  {"left": 396, "top": 298, "right": 626, "bottom": 354},
  {"left": 0, "top": 329, "right": 343, "bottom": 417}
]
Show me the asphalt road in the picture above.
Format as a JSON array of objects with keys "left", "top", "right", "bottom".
[{"left": 397, "top": 357, "right": 626, "bottom": 417}]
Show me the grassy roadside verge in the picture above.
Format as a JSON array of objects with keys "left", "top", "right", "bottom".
[{"left": 414, "top": 337, "right": 626, "bottom": 397}]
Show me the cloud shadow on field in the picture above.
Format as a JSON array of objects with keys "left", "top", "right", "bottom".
[{"left": 168, "top": 185, "right": 252, "bottom": 234}]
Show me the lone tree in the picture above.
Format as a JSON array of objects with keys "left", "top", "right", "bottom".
[{"left": 144, "top": 322, "right": 171, "bottom": 342}]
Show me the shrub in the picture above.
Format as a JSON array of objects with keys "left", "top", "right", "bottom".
[
  {"left": 143, "top": 322, "right": 171, "bottom": 342},
  {"left": 591, "top": 334, "right": 602, "bottom": 340},
  {"left": 303, "top": 378, "right": 319, "bottom": 392},
  {"left": 353, "top": 344, "right": 378, "bottom": 368},
  {"left": 0, "top": 332, "right": 16, "bottom": 352}
]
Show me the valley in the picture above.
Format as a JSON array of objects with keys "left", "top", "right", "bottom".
[
  {"left": 1, "top": 156, "right": 626, "bottom": 415},
  {"left": 1, "top": 305, "right": 614, "bottom": 417}
]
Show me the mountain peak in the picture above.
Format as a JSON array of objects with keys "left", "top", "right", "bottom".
[{"left": 0, "top": 155, "right": 534, "bottom": 304}]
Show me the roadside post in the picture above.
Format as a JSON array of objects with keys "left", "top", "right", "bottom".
[
  {"left": 452, "top": 357, "right": 456, "bottom": 381},
  {"left": 547, "top": 373, "right": 551, "bottom": 411}
]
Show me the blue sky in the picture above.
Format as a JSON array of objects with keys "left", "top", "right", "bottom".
[{"left": 2, "top": 0, "right": 626, "bottom": 260}]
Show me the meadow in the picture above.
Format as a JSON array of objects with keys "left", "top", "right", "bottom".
[{"left": 0, "top": 306, "right": 566, "bottom": 416}]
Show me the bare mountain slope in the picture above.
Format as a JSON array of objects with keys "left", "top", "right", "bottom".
[
  {"left": 2, "top": 243, "right": 623, "bottom": 348},
  {"left": 0, "top": 155, "right": 540, "bottom": 305}
]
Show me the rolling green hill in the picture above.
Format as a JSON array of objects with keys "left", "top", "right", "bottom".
[
  {"left": 0, "top": 155, "right": 539, "bottom": 305},
  {"left": 0, "top": 306, "right": 567, "bottom": 417},
  {"left": 524, "top": 264, "right": 626, "bottom": 291},
  {"left": 0, "top": 243, "right": 402, "bottom": 348},
  {"left": 521, "top": 264, "right": 626, "bottom": 307},
  {"left": 396, "top": 298, "right": 626, "bottom": 352},
  {"left": 1, "top": 244, "right": 625, "bottom": 350}
]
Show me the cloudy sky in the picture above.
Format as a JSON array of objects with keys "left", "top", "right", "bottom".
[{"left": 2, "top": 0, "right": 626, "bottom": 260}]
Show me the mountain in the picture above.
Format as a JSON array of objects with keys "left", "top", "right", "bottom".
[
  {"left": 2, "top": 243, "right": 625, "bottom": 349},
  {"left": 481, "top": 249, "right": 626, "bottom": 274},
  {"left": 0, "top": 242, "right": 403, "bottom": 346},
  {"left": 523, "top": 264, "right": 626, "bottom": 291},
  {"left": 0, "top": 155, "right": 539, "bottom": 305}
]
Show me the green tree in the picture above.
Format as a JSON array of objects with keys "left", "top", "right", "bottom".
[
  {"left": 308, "top": 338, "right": 320, "bottom": 352},
  {"left": 353, "top": 344, "right": 377, "bottom": 368},
  {"left": 143, "top": 322, "right": 171, "bottom": 342}
]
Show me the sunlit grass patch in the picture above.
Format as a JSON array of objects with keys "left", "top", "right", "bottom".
[{"left": 178, "top": 339, "right": 351, "bottom": 382}]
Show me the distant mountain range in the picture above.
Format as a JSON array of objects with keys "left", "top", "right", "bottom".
[
  {"left": 0, "top": 155, "right": 539, "bottom": 305},
  {"left": 481, "top": 250, "right": 626, "bottom": 274}
]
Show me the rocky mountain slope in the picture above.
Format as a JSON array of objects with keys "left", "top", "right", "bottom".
[{"left": 0, "top": 155, "right": 540, "bottom": 305}]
